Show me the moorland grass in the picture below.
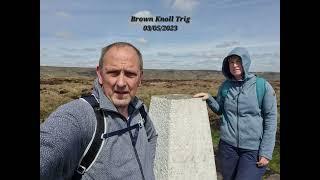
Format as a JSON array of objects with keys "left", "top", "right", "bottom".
[{"left": 40, "top": 75, "right": 280, "bottom": 177}]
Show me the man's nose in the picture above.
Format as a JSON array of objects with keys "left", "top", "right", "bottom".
[{"left": 116, "top": 73, "right": 126, "bottom": 88}]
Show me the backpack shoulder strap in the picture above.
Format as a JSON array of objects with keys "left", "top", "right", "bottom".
[
  {"left": 129, "top": 104, "right": 148, "bottom": 146},
  {"left": 220, "top": 80, "right": 231, "bottom": 100},
  {"left": 72, "top": 94, "right": 107, "bottom": 180},
  {"left": 139, "top": 104, "right": 148, "bottom": 126},
  {"left": 256, "top": 76, "right": 266, "bottom": 109},
  {"left": 101, "top": 104, "right": 149, "bottom": 148},
  {"left": 80, "top": 94, "right": 100, "bottom": 108}
]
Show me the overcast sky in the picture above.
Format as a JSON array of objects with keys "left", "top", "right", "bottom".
[{"left": 40, "top": 0, "right": 279, "bottom": 72}]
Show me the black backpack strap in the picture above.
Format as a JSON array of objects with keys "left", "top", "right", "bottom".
[
  {"left": 101, "top": 123, "right": 141, "bottom": 139},
  {"left": 72, "top": 94, "right": 106, "bottom": 180},
  {"left": 100, "top": 105, "right": 148, "bottom": 147},
  {"left": 80, "top": 94, "right": 99, "bottom": 108},
  {"left": 131, "top": 105, "right": 148, "bottom": 146},
  {"left": 139, "top": 105, "right": 148, "bottom": 126}
]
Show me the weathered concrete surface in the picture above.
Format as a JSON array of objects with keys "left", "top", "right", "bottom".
[{"left": 149, "top": 94, "right": 217, "bottom": 180}]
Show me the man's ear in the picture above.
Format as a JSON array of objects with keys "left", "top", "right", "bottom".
[
  {"left": 139, "top": 70, "right": 143, "bottom": 86},
  {"left": 96, "top": 66, "right": 103, "bottom": 84}
]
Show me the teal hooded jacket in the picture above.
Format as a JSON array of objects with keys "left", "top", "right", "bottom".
[{"left": 206, "top": 47, "right": 277, "bottom": 160}]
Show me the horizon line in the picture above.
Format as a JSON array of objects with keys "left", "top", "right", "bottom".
[{"left": 40, "top": 65, "right": 280, "bottom": 73}]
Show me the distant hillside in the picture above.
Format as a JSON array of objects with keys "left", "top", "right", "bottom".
[
  {"left": 40, "top": 66, "right": 280, "bottom": 81},
  {"left": 40, "top": 66, "right": 96, "bottom": 78}
]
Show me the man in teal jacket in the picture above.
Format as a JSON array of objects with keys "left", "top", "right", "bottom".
[{"left": 194, "top": 47, "right": 277, "bottom": 180}]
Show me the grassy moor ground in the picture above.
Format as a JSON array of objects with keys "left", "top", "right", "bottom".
[{"left": 40, "top": 66, "right": 280, "bottom": 178}]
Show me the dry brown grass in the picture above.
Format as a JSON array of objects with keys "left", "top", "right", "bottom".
[
  {"left": 40, "top": 77, "right": 280, "bottom": 127},
  {"left": 40, "top": 67, "right": 280, "bottom": 133},
  {"left": 40, "top": 73, "right": 281, "bottom": 175},
  {"left": 40, "top": 77, "right": 94, "bottom": 123}
]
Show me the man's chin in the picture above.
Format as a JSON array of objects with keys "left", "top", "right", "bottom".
[{"left": 112, "top": 98, "right": 131, "bottom": 108}]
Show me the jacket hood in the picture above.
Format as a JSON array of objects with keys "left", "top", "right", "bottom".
[
  {"left": 92, "top": 78, "right": 143, "bottom": 112},
  {"left": 222, "top": 47, "right": 254, "bottom": 80}
]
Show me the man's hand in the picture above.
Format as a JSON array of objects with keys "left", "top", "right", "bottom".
[
  {"left": 193, "top": 93, "right": 209, "bottom": 100},
  {"left": 256, "top": 156, "right": 269, "bottom": 167}
]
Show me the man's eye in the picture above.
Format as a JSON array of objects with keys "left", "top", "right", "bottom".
[
  {"left": 107, "top": 71, "right": 119, "bottom": 77},
  {"left": 126, "top": 72, "right": 137, "bottom": 77}
]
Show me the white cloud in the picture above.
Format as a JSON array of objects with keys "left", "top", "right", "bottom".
[
  {"left": 251, "top": 52, "right": 280, "bottom": 59},
  {"left": 61, "top": 54, "right": 83, "bottom": 59},
  {"left": 216, "top": 41, "right": 240, "bottom": 48},
  {"left": 55, "top": 11, "right": 71, "bottom": 18},
  {"left": 133, "top": 10, "right": 153, "bottom": 18},
  {"left": 157, "top": 52, "right": 173, "bottom": 57},
  {"left": 82, "top": 48, "right": 97, "bottom": 52},
  {"left": 172, "top": 0, "right": 199, "bottom": 12},
  {"left": 156, "top": 49, "right": 223, "bottom": 61},
  {"left": 207, "top": 0, "right": 268, "bottom": 9},
  {"left": 130, "top": 10, "right": 156, "bottom": 26},
  {"left": 137, "top": 38, "right": 148, "bottom": 44},
  {"left": 142, "top": 40, "right": 279, "bottom": 72},
  {"left": 40, "top": 39, "right": 279, "bottom": 72},
  {"left": 40, "top": 53, "right": 47, "bottom": 57},
  {"left": 54, "top": 31, "right": 72, "bottom": 39}
]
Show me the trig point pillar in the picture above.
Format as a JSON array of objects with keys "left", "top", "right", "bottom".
[{"left": 149, "top": 94, "right": 217, "bottom": 180}]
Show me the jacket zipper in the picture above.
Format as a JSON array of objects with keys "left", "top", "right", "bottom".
[
  {"left": 127, "top": 109, "right": 145, "bottom": 180},
  {"left": 104, "top": 106, "right": 146, "bottom": 180},
  {"left": 237, "top": 83, "right": 244, "bottom": 148},
  {"left": 236, "top": 92, "right": 240, "bottom": 148},
  {"left": 236, "top": 82, "right": 243, "bottom": 149},
  {"left": 129, "top": 131, "right": 145, "bottom": 180}
]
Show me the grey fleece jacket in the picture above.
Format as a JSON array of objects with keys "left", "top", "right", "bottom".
[
  {"left": 206, "top": 47, "right": 277, "bottom": 160},
  {"left": 40, "top": 79, "right": 158, "bottom": 180}
]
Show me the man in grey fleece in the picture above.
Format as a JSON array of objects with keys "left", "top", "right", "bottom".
[{"left": 40, "top": 42, "right": 158, "bottom": 180}]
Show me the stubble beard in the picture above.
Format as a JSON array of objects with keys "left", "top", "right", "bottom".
[{"left": 111, "top": 94, "right": 132, "bottom": 108}]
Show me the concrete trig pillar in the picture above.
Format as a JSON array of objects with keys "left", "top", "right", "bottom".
[{"left": 149, "top": 94, "right": 217, "bottom": 180}]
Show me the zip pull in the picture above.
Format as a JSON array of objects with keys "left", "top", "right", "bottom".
[{"left": 138, "top": 119, "right": 143, "bottom": 128}]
